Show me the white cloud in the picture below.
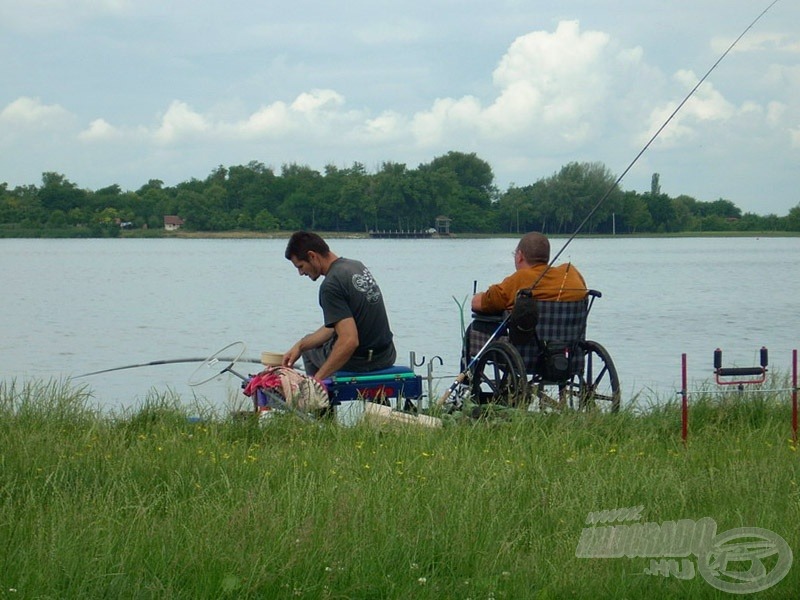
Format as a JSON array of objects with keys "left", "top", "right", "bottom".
[
  {"left": 234, "top": 102, "right": 293, "bottom": 138},
  {"left": 674, "top": 70, "right": 736, "bottom": 121},
  {"left": 640, "top": 70, "right": 737, "bottom": 147},
  {"left": 484, "top": 21, "right": 611, "bottom": 136},
  {"left": 78, "top": 118, "right": 120, "bottom": 141},
  {"left": 0, "top": 97, "right": 72, "bottom": 127},
  {"left": 411, "top": 96, "right": 482, "bottom": 146},
  {"left": 291, "top": 89, "right": 345, "bottom": 114},
  {"left": 357, "top": 111, "right": 407, "bottom": 143},
  {"left": 153, "top": 101, "right": 211, "bottom": 144},
  {"left": 409, "top": 20, "right": 623, "bottom": 146}
]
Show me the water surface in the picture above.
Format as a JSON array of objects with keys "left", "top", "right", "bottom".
[{"left": 2, "top": 236, "right": 797, "bottom": 412}]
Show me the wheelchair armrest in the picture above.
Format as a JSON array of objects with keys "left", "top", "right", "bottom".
[{"left": 471, "top": 311, "right": 506, "bottom": 324}]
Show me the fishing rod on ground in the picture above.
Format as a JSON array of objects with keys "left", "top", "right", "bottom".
[{"left": 438, "top": 0, "right": 781, "bottom": 407}]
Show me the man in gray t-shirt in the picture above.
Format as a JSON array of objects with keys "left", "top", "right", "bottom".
[{"left": 282, "top": 231, "right": 396, "bottom": 380}]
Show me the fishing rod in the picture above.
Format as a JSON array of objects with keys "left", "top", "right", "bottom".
[
  {"left": 73, "top": 356, "right": 264, "bottom": 379},
  {"left": 75, "top": 340, "right": 263, "bottom": 379},
  {"left": 438, "top": 0, "right": 781, "bottom": 407}
]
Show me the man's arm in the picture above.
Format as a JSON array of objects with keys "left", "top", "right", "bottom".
[
  {"left": 314, "top": 317, "right": 359, "bottom": 381},
  {"left": 283, "top": 325, "right": 335, "bottom": 368}
]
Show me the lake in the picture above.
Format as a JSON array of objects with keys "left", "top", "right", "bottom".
[{"left": 1, "top": 236, "right": 798, "bottom": 413}]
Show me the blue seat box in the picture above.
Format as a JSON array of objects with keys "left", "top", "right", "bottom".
[{"left": 324, "top": 365, "right": 423, "bottom": 404}]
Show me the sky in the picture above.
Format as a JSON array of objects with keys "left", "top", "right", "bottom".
[{"left": 1, "top": 0, "right": 798, "bottom": 216}]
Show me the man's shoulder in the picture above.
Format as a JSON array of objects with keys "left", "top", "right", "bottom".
[
  {"left": 323, "top": 258, "right": 368, "bottom": 289},
  {"left": 552, "top": 261, "right": 584, "bottom": 275},
  {"left": 329, "top": 257, "right": 366, "bottom": 273}
]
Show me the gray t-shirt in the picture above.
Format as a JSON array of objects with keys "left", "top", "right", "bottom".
[{"left": 319, "top": 257, "right": 394, "bottom": 354}]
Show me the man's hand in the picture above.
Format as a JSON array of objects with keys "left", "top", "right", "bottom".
[
  {"left": 282, "top": 343, "right": 302, "bottom": 368},
  {"left": 282, "top": 326, "right": 334, "bottom": 368},
  {"left": 471, "top": 292, "right": 485, "bottom": 312}
]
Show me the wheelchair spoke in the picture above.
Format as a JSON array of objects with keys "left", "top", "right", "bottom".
[{"left": 579, "top": 341, "right": 621, "bottom": 412}]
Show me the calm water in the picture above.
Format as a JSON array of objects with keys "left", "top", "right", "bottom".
[{"left": 2, "top": 236, "right": 798, "bottom": 412}]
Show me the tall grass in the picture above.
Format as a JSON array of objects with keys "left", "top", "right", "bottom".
[{"left": 1, "top": 379, "right": 798, "bottom": 598}]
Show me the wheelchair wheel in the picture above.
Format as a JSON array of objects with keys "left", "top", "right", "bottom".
[
  {"left": 470, "top": 339, "right": 528, "bottom": 406},
  {"left": 578, "top": 340, "right": 620, "bottom": 412},
  {"left": 528, "top": 340, "right": 620, "bottom": 413}
]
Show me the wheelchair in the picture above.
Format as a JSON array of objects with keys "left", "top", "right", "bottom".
[{"left": 462, "top": 289, "right": 620, "bottom": 412}]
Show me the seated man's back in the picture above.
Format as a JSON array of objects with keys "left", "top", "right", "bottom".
[{"left": 472, "top": 232, "right": 587, "bottom": 314}]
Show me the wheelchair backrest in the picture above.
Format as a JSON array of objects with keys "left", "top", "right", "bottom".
[
  {"left": 533, "top": 297, "right": 589, "bottom": 346},
  {"left": 465, "top": 293, "right": 592, "bottom": 379}
]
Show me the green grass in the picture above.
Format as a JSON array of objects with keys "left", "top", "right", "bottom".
[{"left": 1, "top": 379, "right": 798, "bottom": 599}]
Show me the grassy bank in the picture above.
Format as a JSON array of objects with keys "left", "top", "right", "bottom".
[{"left": 1, "top": 379, "right": 798, "bottom": 598}]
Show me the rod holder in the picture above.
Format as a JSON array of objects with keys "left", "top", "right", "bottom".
[{"left": 714, "top": 347, "right": 768, "bottom": 386}]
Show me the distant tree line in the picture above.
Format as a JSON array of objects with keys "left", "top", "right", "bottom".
[{"left": 1, "top": 151, "right": 798, "bottom": 237}]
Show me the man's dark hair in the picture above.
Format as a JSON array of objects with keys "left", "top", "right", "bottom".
[{"left": 285, "top": 231, "right": 331, "bottom": 261}]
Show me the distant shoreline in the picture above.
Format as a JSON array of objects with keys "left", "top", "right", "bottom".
[{"left": 1, "top": 229, "right": 798, "bottom": 240}]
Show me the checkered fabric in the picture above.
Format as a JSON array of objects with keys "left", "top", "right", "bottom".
[{"left": 463, "top": 298, "right": 589, "bottom": 379}]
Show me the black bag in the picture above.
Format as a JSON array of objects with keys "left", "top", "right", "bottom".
[
  {"left": 507, "top": 289, "right": 538, "bottom": 345},
  {"left": 539, "top": 341, "right": 572, "bottom": 381}
]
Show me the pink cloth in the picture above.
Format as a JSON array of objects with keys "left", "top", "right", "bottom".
[
  {"left": 242, "top": 371, "right": 282, "bottom": 397},
  {"left": 242, "top": 366, "right": 329, "bottom": 411}
]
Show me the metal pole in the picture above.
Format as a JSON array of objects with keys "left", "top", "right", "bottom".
[
  {"left": 793, "top": 349, "right": 798, "bottom": 445},
  {"left": 681, "top": 353, "right": 688, "bottom": 446}
]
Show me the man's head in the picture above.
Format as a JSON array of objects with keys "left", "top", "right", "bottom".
[
  {"left": 285, "top": 231, "right": 332, "bottom": 281},
  {"left": 516, "top": 232, "right": 550, "bottom": 266}
]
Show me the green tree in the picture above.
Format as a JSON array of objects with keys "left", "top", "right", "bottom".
[
  {"left": 334, "top": 163, "right": 370, "bottom": 231},
  {"left": 645, "top": 193, "right": 678, "bottom": 232},
  {"left": 38, "top": 172, "right": 87, "bottom": 214},
  {"left": 370, "top": 162, "right": 410, "bottom": 231},
  {"left": 428, "top": 151, "right": 496, "bottom": 209},
  {"left": 496, "top": 185, "right": 540, "bottom": 233},
  {"left": 253, "top": 209, "right": 280, "bottom": 231},
  {"left": 615, "top": 191, "right": 651, "bottom": 233},
  {"left": 537, "top": 162, "right": 620, "bottom": 234},
  {"left": 225, "top": 161, "right": 279, "bottom": 216},
  {"left": 276, "top": 164, "right": 323, "bottom": 229},
  {"left": 785, "top": 204, "right": 800, "bottom": 231}
]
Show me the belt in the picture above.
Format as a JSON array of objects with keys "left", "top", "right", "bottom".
[{"left": 352, "top": 341, "right": 392, "bottom": 360}]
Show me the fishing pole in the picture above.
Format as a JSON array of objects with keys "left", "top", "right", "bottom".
[
  {"left": 74, "top": 356, "right": 263, "bottom": 378},
  {"left": 438, "top": 0, "right": 781, "bottom": 406}
]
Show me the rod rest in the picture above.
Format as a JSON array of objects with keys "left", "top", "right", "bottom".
[{"left": 716, "top": 366, "right": 766, "bottom": 377}]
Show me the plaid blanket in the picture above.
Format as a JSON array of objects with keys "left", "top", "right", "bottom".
[{"left": 464, "top": 298, "right": 589, "bottom": 379}]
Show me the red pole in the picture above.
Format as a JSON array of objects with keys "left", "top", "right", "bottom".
[
  {"left": 682, "top": 353, "right": 688, "bottom": 446},
  {"left": 792, "top": 349, "right": 797, "bottom": 445}
]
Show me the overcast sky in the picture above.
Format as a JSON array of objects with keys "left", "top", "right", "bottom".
[{"left": 1, "top": 0, "right": 797, "bottom": 215}]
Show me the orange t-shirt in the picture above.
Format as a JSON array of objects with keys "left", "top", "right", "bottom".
[{"left": 479, "top": 263, "right": 587, "bottom": 313}]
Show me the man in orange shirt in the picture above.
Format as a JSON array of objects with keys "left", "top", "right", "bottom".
[{"left": 471, "top": 232, "right": 587, "bottom": 314}]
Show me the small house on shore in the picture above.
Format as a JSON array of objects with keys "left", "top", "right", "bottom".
[{"left": 163, "top": 215, "right": 185, "bottom": 231}]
